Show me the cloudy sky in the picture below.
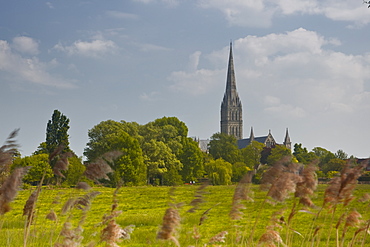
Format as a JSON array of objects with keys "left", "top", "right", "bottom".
[{"left": 1, "top": 0, "right": 370, "bottom": 158}]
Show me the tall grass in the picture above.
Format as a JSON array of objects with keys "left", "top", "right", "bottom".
[{"left": 1, "top": 132, "right": 370, "bottom": 246}]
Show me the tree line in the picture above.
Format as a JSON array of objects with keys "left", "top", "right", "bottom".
[{"left": 8, "top": 109, "right": 368, "bottom": 187}]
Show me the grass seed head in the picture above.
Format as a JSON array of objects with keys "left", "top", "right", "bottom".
[
  {"left": 46, "top": 210, "right": 58, "bottom": 221},
  {"left": 157, "top": 207, "right": 180, "bottom": 241},
  {"left": 0, "top": 166, "right": 29, "bottom": 214},
  {"left": 208, "top": 231, "right": 228, "bottom": 244}
]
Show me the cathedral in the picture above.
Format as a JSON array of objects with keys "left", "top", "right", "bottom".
[{"left": 220, "top": 42, "right": 291, "bottom": 150}]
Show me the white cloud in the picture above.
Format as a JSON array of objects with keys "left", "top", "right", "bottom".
[
  {"left": 198, "top": 0, "right": 274, "bottom": 27},
  {"left": 168, "top": 69, "right": 223, "bottom": 95},
  {"left": 12, "top": 36, "right": 39, "bottom": 55},
  {"left": 197, "top": 0, "right": 370, "bottom": 27},
  {"left": 54, "top": 39, "right": 117, "bottom": 57},
  {"left": 0, "top": 40, "right": 75, "bottom": 88},
  {"left": 137, "top": 43, "right": 171, "bottom": 52},
  {"left": 106, "top": 11, "right": 139, "bottom": 20},
  {"left": 188, "top": 51, "right": 201, "bottom": 71},
  {"left": 133, "top": 0, "right": 180, "bottom": 7},
  {"left": 140, "top": 91, "right": 160, "bottom": 101},
  {"left": 168, "top": 28, "right": 370, "bottom": 119},
  {"left": 46, "top": 2, "right": 54, "bottom": 9}
]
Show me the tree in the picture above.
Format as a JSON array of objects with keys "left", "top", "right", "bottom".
[
  {"left": 293, "top": 143, "right": 317, "bottom": 164},
  {"left": 46, "top": 110, "right": 71, "bottom": 154},
  {"left": 152, "top": 116, "right": 188, "bottom": 138},
  {"left": 205, "top": 158, "right": 232, "bottom": 185},
  {"left": 208, "top": 133, "right": 241, "bottom": 164},
  {"left": 142, "top": 139, "right": 182, "bottom": 185},
  {"left": 12, "top": 154, "right": 53, "bottom": 184},
  {"left": 241, "top": 141, "right": 265, "bottom": 170},
  {"left": 178, "top": 137, "right": 204, "bottom": 182},
  {"left": 61, "top": 156, "right": 88, "bottom": 187},
  {"left": 335, "top": 149, "right": 348, "bottom": 160},
  {"left": 232, "top": 162, "right": 251, "bottom": 182},
  {"left": 84, "top": 120, "right": 146, "bottom": 186},
  {"left": 322, "top": 158, "right": 346, "bottom": 174},
  {"left": 266, "top": 145, "right": 292, "bottom": 166},
  {"left": 312, "top": 147, "right": 335, "bottom": 170}
]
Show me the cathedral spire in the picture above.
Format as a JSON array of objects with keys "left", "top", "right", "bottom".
[
  {"left": 249, "top": 126, "right": 254, "bottom": 142},
  {"left": 284, "top": 128, "right": 292, "bottom": 150},
  {"left": 220, "top": 42, "right": 243, "bottom": 140},
  {"left": 225, "top": 41, "right": 237, "bottom": 97}
]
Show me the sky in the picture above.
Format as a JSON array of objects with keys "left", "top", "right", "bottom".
[{"left": 1, "top": 0, "right": 370, "bottom": 159}]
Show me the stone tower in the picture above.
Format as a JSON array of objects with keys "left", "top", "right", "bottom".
[{"left": 220, "top": 42, "right": 243, "bottom": 140}]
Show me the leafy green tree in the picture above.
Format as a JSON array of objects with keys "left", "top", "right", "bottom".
[
  {"left": 33, "top": 142, "right": 48, "bottom": 155},
  {"left": 178, "top": 137, "right": 204, "bottom": 182},
  {"left": 84, "top": 120, "right": 126, "bottom": 161},
  {"left": 241, "top": 141, "right": 265, "bottom": 170},
  {"left": 266, "top": 145, "right": 292, "bottom": 166},
  {"left": 61, "top": 156, "right": 87, "bottom": 187},
  {"left": 46, "top": 109, "right": 71, "bottom": 154},
  {"left": 142, "top": 140, "right": 182, "bottom": 185},
  {"left": 335, "top": 149, "right": 348, "bottom": 160},
  {"left": 12, "top": 154, "right": 53, "bottom": 184},
  {"left": 84, "top": 120, "right": 146, "bottom": 186},
  {"left": 205, "top": 158, "right": 232, "bottom": 185},
  {"left": 312, "top": 147, "right": 335, "bottom": 170},
  {"left": 208, "top": 133, "right": 241, "bottom": 164},
  {"left": 152, "top": 116, "right": 188, "bottom": 138},
  {"left": 232, "top": 162, "right": 251, "bottom": 182},
  {"left": 293, "top": 143, "right": 317, "bottom": 164},
  {"left": 322, "top": 158, "right": 346, "bottom": 174}
]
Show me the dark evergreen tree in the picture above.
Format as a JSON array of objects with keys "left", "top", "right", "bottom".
[{"left": 46, "top": 109, "right": 71, "bottom": 154}]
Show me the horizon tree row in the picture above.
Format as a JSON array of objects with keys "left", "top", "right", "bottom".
[{"left": 9, "top": 109, "right": 365, "bottom": 187}]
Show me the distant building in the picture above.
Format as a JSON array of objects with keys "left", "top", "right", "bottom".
[
  {"left": 195, "top": 42, "right": 292, "bottom": 152},
  {"left": 220, "top": 42, "right": 291, "bottom": 150}
]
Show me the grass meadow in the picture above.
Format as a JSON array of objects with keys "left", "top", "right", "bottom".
[{"left": 1, "top": 183, "right": 370, "bottom": 247}]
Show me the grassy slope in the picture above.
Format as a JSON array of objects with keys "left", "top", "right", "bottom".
[{"left": 1, "top": 184, "right": 369, "bottom": 246}]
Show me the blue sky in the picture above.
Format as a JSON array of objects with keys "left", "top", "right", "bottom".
[{"left": 1, "top": 0, "right": 370, "bottom": 158}]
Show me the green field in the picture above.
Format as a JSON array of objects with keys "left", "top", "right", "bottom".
[{"left": 1, "top": 184, "right": 370, "bottom": 246}]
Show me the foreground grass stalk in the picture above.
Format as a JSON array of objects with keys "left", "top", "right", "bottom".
[{"left": 23, "top": 171, "right": 46, "bottom": 247}]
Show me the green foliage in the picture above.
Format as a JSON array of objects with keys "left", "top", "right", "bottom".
[
  {"left": 322, "top": 158, "right": 346, "bottom": 174},
  {"left": 208, "top": 132, "right": 241, "bottom": 164},
  {"left": 178, "top": 137, "right": 204, "bottom": 182},
  {"left": 33, "top": 142, "right": 48, "bottom": 155},
  {"left": 205, "top": 158, "right": 232, "bottom": 185},
  {"left": 61, "top": 156, "right": 86, "bottom": 187},
  {"left": 241, "top": 141, "right": 265, "bottom": 170},
  {"left": 293, "top": 143, "right": 317, "bottom": 164},
  {"left": 143, "top": 140, "right": 182, "bottom": 185},
  {"left": 12, "top": 154, "right": 53, "bottom": 184},
  {"left": 266, "top": 145, "right": 292, "bottom": 165},
  {"left": 335, "top": 149, "right": 348, "bottom": 159},
  {"left": 46, "top": 109, "right": 71, "bottom": 154},
  {"left": 232, "top": 162, "right": 251, "bottom": 182},
  {"left": 152, "top": 116, "right": 188, "bottom": 138},
  {"left": 84, "top": 120, "right": 146, "bottom": 186}
]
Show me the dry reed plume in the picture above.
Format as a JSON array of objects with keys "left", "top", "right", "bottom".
[
  {"left": 324, "top": 162, "right": 365, "bottom": 208},
  {"left": 188, "top": 180, "right": 208, "bottom": 213},
  {"left": 230, "top": 172, "right": 253, "bottom": 220},
  {"left": 56, "top": 190, "right": 101, "bottom": 247},
  {"left": 0, "top": 166, "right": 30, "bottom": 215},
  {"left": 83, "top": 151, "right": 122, "bottom": 182},
  {"left": 157, "top": 207, "right": 181, "bottom": 247},
  {"left": 261, "top": 157, "right": 302, "bottom": 203},
  {"left": 208, "top": 230, "right": 228, "bottom": 244},
  {"left": 0, "top": 129, "right": 19, "bottom": 184}
]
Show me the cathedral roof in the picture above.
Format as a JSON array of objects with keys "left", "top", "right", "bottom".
[{"left": 237, "top": 136, "right": 269, "bottom": 149}]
